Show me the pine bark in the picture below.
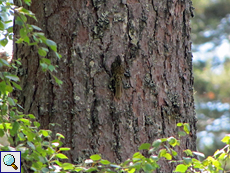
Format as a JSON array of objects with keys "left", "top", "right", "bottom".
[{"left": 13, "top": 0, "right": 196, "bottom": 172}]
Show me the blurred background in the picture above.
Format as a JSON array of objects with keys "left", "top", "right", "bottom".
[{"left": 192, "top": 0, "right": 230, "bottom": 162}]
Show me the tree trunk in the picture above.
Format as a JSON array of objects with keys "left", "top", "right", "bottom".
[{"left": 13, "top": 0, "right": 196, "bottom": 172}]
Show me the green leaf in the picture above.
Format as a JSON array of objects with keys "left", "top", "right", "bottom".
[
  {"left": 160, "top": 138, "right": 167, "bottom": 142},
  {"left": 54, "top": 76, "right": 63, "bottom": 85},
  {"left": 10, "top": 122, "right": 20, "bottom": 136},
  {"left": 167, "top": 137, "right": 177, "bottom": 147},
  {"left": 41, "top": 58, "right": 51, "bottom": 64},
  {"left": 18, "top": 132, "right": 25, "bottom": 141},
  {"left": 0, "top": 123, "right": 12, "bottom": 129},
  {"left": 0, "top": 21, "right": 5, "bottom": 30},
  {"left": 0, "top": 129, "right": 4, "bottom": 137},
  {"left": 53, "top": 160, "right": 63, "bottom": 166},
  {"left": 100, "top": 159, "right": 111, "bottom": 165},
  {"left": 24, "top": 36, "right": 30, "bottom": 43},
  {"left": 178, "top": 131, "right": 186, "bottom": 137},
  {"left": 19, "top": 118, "right": 30, "bottom": 125},
  {"left": 6, "top": 85, "right": 13, "bottom": 93},
  {"left": 159, "top": 149, "right": 166, "bottom": 157},
  {"left": 39, "top": 130, "right": 50, "bottom": 137},
  {"left": 56, "top": 153, "right": 68, "bottom": 159},
  {"left": 28, "top": 114, "right": 35, "bottom": 119},
  {"left": 212, "top": 160, "right": 221, "bottom": 169},
  {"left": 138, "top": 143, "right": 151, "bottom": 150},
  {"left": 24, "top": 0, "right": 32, "bottom": 6},
  {"left": 86, "top": 167, "right": 98, "bottom": 172},
  {"left": 46, "top": 39, "right": 57, "bottom": 51},
  {"left": 143, "top": 163, "right": 153, "bottom": 172},
  {"left": 48, "top": 65, "right": 55, "bottom": 72},
  {"left": 152, "top": 139, "right": 162, "bottom": 148},
  {"left": 0, "top": 58, "right": 10, "bottom": 66},
  {"left": 40, "top": 62, "right": 48, "bottom": 71},
  {"left": 7, "top": 26, "right": 13, "bottom": 33},
  {"left": 164, "top": 153, "right": 172, "bottom": 160},
  {"left": 183, "top": 149, "right": 193, "bottom": 156},
  {"left": 56, "top": 133, "right": 65, "bottom": 138},
  {"left": 183, "top": 123, "right": 190, "bottom": 134},
  {"left": 221, "top": 135, "right": 230, "bottom": 144},
  {"left": 150, "top": 155, "right": 158, "bottom": 161},
  {"left": 183, "top": 157, "right": 192, "bottom": 165},
  {"left": 62, "top": 163, "right": 74, "bottom": 170},
  {"left": 110, "top": 164, "right": 121, "bottom": 168},
  {"left": 55, "top": 52, "right": 62, "bottom": 59},
  {"left": 34, "top": 121, "right": 40, "bottom": 128},
  {"left": 218, "top": 153, "right": 227, "bottom": 160},
  {"left": 31, "top": 25, "right": 42, "bottom": 31},
  {"left": 90, "top": 154, "right": 101, "bottom": 161},
  {"left": 174, "top": 164, "right": 188, "bottom": 173},
  {"left": 0, "top": 38, "right": 8, "bottom": 47},
  {"left": 132, "top": 152, "right": 143, "bottom": 159},
  {"left": 127, "top": 168, "right": 136, "bottom": 173},
  {"left": 20, "top": 28, "right": 27, "bottom": 38},
  {"left": 59, "top": 147, "right": 71, "bottom": 151},
  {"left": 7, "top": 97, "right": 15, "bottom": 106},
  {"left": 27, "top": 141, "right": 35, "bottom": 149},
  {"left": 170, "top": 149, "right": 178, "bottom": 156},
  {"left": 12, "top": 82, "right": 22, "bottom": 90},
  {"left": 159, "top": 149, "right": 172, "bottom": 160},
  {"left": 75, "top": 167, "right": 84, "bottom": 172},
  {"left": 177, "top": 123, "right": 183, "bottom": 127},
  {"left": 5, "top": 74, "right": 20, "bottom": 81},
  {"left": 38, "top": 48, "right": 47, "bottom": 56}
]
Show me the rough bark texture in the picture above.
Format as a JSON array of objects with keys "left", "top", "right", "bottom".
[{"left": 13, "top": 0, "right": 196, "bottom": 172}]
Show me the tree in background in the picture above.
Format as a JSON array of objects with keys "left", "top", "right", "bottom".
[
  {"left": 12, "top": 0, "right": 196, "bottom": 172},
  {"left": 192, "top": 0, "right": 230, "bottom": 158}
]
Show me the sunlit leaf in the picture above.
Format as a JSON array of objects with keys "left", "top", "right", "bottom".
[
  {"left": 56, "top": 153, "right": 68, "bottom": 159},
  {"left": 90, "top": 154, "right": 101, "bottom": 161},
  {"left": 221, "top": 135, "right": 230, "bottom": 144},
  {"left": 174, "top": 164, "right": 188, "bottom": 173},
  {"left": 56, "top": 133, "right": 65, "bottom": 139},
  {"left": 183, "top": 123, "right": 190, "bottom": 134},
  {"left": 138, "top": 143, "right": 151, "bottom": 150},
  {"left": 59, "top": 147, "right": 71, "bottom": 151}
]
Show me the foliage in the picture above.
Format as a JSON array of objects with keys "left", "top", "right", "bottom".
[
  {"left": 1, "top": 0, "right": 230, "bottom": 172},
  {"left": 2, "top": 111, "right": 230, "bottom": 173}
]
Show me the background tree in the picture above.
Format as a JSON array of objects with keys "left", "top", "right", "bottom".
[
  {"left": 192, "top": 0, "right": 230, "bottom": 160},
  {"left": 13, "top": 0, "right": 196, "bottom": 172}
]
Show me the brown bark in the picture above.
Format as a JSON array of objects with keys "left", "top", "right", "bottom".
[{"left": 13, "top": 0, "right": 196, "bottom": 172}]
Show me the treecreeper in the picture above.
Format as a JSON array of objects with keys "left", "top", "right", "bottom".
[{"left": 111, "top": 56, "right": 124, "bottom": 100}]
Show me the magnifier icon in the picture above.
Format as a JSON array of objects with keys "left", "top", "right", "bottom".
[{"left": 3, "top": 154, "right": 18, "bottom": 170}]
